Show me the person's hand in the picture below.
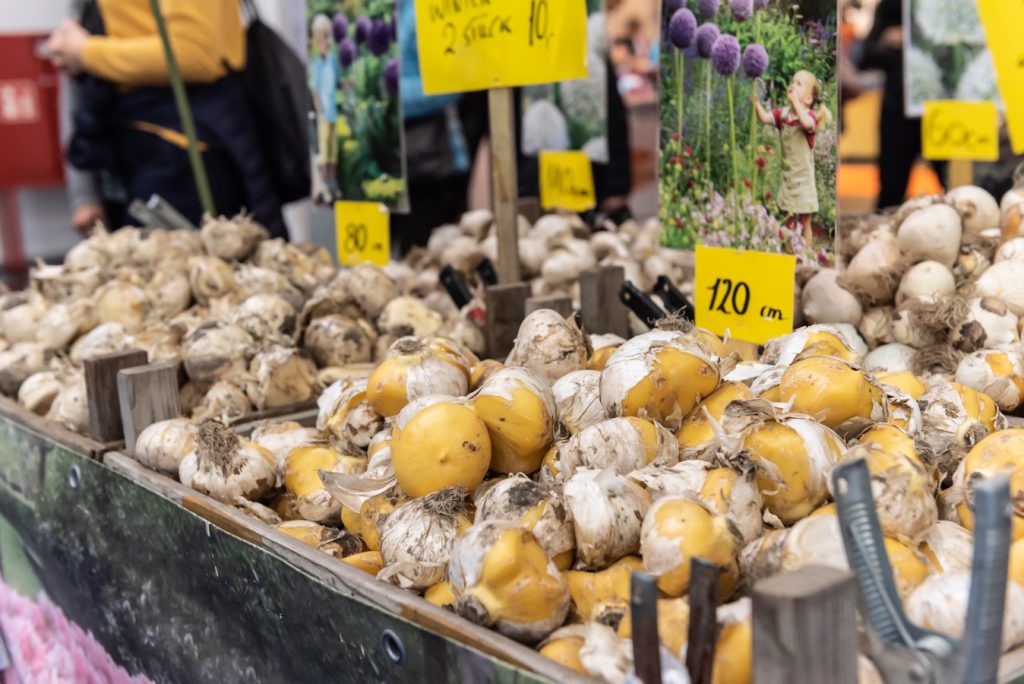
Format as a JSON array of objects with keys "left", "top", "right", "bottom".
[
  {"left": 880, "top": 26, "right": 903, "bottom": 49},
  {"left": 72, "top": 204, "right": 104, "bottom": 235},
  {"left": 46, "top": 19, "right": 89, "bottom": 74}
]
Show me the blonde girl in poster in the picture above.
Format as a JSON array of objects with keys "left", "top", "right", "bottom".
[{"left": 750, "top": 69, "right": 831, "bottom": 242}]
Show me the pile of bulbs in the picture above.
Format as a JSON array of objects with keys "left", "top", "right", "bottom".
[
  {"left": 0, "top": 214, "right": 482, "bottom": 433},
  {"left": 134, "top": 309, "right": 1024, "bottom": 683},
  {"left": 2, "top": 210, "right": 690, "bottom": 438},
  {"left": 816, "top": 184, "right": 1024, "bottom": 418},
  {"left": 385, "top": 210, "right": 693, "bottom": 320}
]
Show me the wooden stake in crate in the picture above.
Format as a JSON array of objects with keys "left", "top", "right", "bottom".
[
  {"left": 752, "top": 565, "right": 858, "bottom": 684},
  {"left": 118, "top": 361, "right": 182, "bottom": 456},
  {"left": 84, "top": 349, "right": 149, "bottom": 444},
  {"left": 525, "top": 295, "right": 573, "bottom": 318},
  {"left": 485, "top": 283, "right": 530, "bottom": 360},
  {"left": 686, "top": 559, "right": 720, "bottom": 684},
  {"left": 580, "top": 265, "right": 631, "bottom": 337}
]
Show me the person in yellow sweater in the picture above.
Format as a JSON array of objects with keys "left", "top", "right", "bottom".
[{"left": 46, "top": 0, "right": 285, "bottom": 236}]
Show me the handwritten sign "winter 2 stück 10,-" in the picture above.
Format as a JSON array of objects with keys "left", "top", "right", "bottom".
[
  {"left": 335, "top": 201, "right": 390, "bottom": 267},
  {"left": 695, "top": 245, "right": 795, "bottom": 345},
  {"left": 539, "top": 151, "right": 596, "bottom": 212},
  {"left": 922, "top": 101, "right": 999, "bottom": 161},
  {"left": 416, "top": 0, "right": 588, "bottom": 95},
  {"left": 977, "top": 0, "right": 1024, "bottom": 153}
]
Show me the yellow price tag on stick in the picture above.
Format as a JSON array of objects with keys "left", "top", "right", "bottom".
[
  {"left": 416, "top": 0, "right": 588, "bottom": 95},
  {"left": 977, "top": 0, "right": 1024, "bottom": 153},
  {"left": 334, "top": 201, "right": 389, "bottom": 266},
  {"left": 694, "top": 246, "right": 795, "bottom": 345},
  {"left": 922, "top": 101, "right": 999, "bottom": 161},
  {"left": 539, "top": 151, "right": 596, "bottom": 212}
]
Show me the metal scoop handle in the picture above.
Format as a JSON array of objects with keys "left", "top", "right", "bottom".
[
  {"left": 832, "top": 458, "right": 943, "bottom": 648},
  {"left": 439, "top": 265, "right": 473, "bottom": 310},
  {"left": 620, "top": 281, "right": 667, "bottom": 328},
  {"left": 962, "top": 474, "right": 1011, "bottom": 684}
]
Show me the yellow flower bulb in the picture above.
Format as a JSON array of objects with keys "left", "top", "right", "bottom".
[
  {"left": 616, "top": 598, "right": 690, "bottom": 656},
  {"left": 469, "top": 359, "right": 504, "bottom": 391},
  {"left": 712, "top": 618, "right": 752, "bottom": 684},
  {"left": 779, "top": 356, "right": 885, "bottom": 434},
  {"left": 884, "top": 538, "right": 929, "bottom": 597},
  {"left": 676, "top": 382, "right": 752, "bottom": 456},
  {"left": 858, "top": 423, "right": 922, "bottom": 466},
  {"left": 875, "top": 371, "right": 928, "bottom": 399},
  {"left": 450, "top": 521, "right": 570, "bottom": 642},
  {"left": 640, "top": 497, "right": 740, "bottom": 599},
  {"left": 391, "top": 401, "right": 491, "bottom": 497},
  {"left": 600, "top": 331, "right": 720, "bottom": 430},
  {"left": 810, "top": 502, "right": 837, "bottom": 517},
  {"left": 367, "top": 337, "right": 467, "bottom": 417},
  {"left": 425, "top": 580, "right": 456, "bottom": 608},
  {"left": 742, "top": 418, "right": 843, "bottom": 523},
  {"left": 468, "top": 368, "right": 556, "bottom": 474},
  {"left": 587, "top": 345, "right": 618, "bottom": 371},
  {"left": 358, "top": 488, "right": 407, "bottom": 552},
  {"left": 565, "top": 556, "right": 643, "bottom": 624},
  {"left": 1011, "top": 539, "right": 1024, "bottom": 588},
  {"left": 283, "top": 444, "right": 365, "bottom": 522},
  {"left": 538, "top": 636, "right": 586, "bottom": 674},
  {"left": 342, "top": 550, "right": 383, "bottom": 575},
  {"left": 958, "top": 429, "right": 1024, "bottom": 541}
]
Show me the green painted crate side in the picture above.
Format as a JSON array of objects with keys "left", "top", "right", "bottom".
[{"left": 0, "top": 416, "right": 558, "bottom": 684}]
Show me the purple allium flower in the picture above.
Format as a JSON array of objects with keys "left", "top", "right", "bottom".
[
  {"left": 354, "top": 16, "right": 371, "bottom": 44},
  {"left": 711, "top": 34, "right": 740, "bottom": 74},
  {"left": 339, "top": 38, "right": 357, "bottom": 68},
  {"left": 695, "top": 22, "right": 720, "bottom": 58},
  {"left": 384, "top": 58, "right": 399, "bottom": 96},
  {"left": 698, "top": 0, "right": 720, "bottom": 19},
  {"left": 332, "top": 13, "right": 348, "bottom": 44},
  {"left": 665, "top": 0, "right": 685, "bottom": 17},
  {"left": 668, "top": 9, "right": 698, "bottom": 50},
  {"left": 753, "top": 0, "right": 770, "bottom": 8},
  {"left": 742, "top": 43, "right": 769, "bottom": 77},
  {"left": 730, "top": 0, "right": 753, "bottom": 21},
  {"left": 368, "top": 18, "right": 391, "bottom": 56}
]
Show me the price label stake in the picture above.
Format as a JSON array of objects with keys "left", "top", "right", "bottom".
[
  {"left": 415, "top": 0, "right": 588, "bottom": 95},
  {"left": 922, "top": 101, "right": 999, "bottom": 161},
  {"left": 977, "top": 0, "right": 1024, "bottom": 153},
  {"left": 695, "top": 245, "right": 795, "bottom": 345},
  {"left": 334, "top": 201, "right": 390, "bottom": 267},
  {"left": 539, "top": 151, "right": 596, "bottom": 213}
]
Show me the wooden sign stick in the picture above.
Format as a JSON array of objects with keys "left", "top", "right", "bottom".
[
  {"left": 488, "top": 87, "right": 522, "bottom": 285},
  {"left": 948, "top": 159, "right": 974, "bottom": 189}
]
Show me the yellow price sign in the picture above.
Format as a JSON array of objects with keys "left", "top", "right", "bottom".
[
  {"left": 416, "top": 0, "right": 588, "bottom": 95},
  {"left": 922, "top": 101, "right": 999, "bottom": 161},
  {"left": 694, "top": 245, "right": 795, "bottom": 345},
  {"left": 539, "top": 151, "right": 596, "bottom": 212},
  {"left": 334, "top": 201, "right": 390, "bottom": 267},
  {"left": 978, "top": 0, "right": 1024, "bottom": 153}
]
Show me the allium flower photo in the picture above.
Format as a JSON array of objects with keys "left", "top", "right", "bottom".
[
  {"left": 658, "top": 0, "right": 837, "bottom": 261},
  {"left": 521, "top": 1, "right": 609, "bottom": 162},
  {"left": 904, "top": 0, "right": 999, "bottom": 115},
  {"left": 308, "top": 0, "right": 407, "bottom": 209}
]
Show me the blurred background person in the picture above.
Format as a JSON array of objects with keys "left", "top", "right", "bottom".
[
  {"left": 44, "top": 0, "right": 286, "bottom": 236},
  {"left": 391, "top": 0, "right": 487, "bottom": 254}
]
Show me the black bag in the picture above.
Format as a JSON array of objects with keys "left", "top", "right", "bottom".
[{"left": 240, "top": 0, "right": 311, "bottom": 204}]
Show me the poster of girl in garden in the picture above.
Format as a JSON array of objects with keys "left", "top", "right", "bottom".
[
  {"left": 308, "top": 0, "right": 408, "bottom": 211},
  {"left": 658, "top": 0, "right": 837, "bottom": 263}
]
